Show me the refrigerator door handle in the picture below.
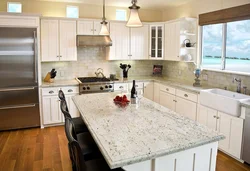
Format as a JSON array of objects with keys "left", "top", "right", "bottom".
[
  {"left": 34, "top": 31, "right": 38, "bottom": 83},
  {"left": 0, "top": 104, "right": 36, "bottom": 110},
  {"left": 0, "top": 87, "right": 35, "bottom": 92}
]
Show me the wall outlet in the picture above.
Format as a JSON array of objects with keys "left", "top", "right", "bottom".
[
  {"left": 203, "top": 74, "right": 208, "bottom": 81},
  {"left": 60, "top": 71, "right": 65, "bottom": 77}
]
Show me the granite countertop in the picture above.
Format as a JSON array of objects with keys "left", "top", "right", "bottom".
[
  {"left": 40, "top": 79, "right": 79, "bottom": 88},
  {"left": 73, "top": 93, "right": 224, "bottom": 169}
]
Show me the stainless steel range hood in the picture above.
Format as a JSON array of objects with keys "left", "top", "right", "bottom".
[{"left": 77, "top": 35, "right": 112, "bottom": 47}]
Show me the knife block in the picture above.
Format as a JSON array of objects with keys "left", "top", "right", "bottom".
[{"left": 44, "top": 72, "right": 54, "bottom": 83}]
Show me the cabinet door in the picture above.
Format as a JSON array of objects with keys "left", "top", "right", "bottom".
[
  {"left": 149, "top": 25, "right": 164, "bottom": 59},
  {"left": 131, "top": 25, "right": 149, "bottom": 59},
  {"left": 229, "top": 117, "right": 243, "bottom": 159},
  {"left": 94, "top": 21, "right": 102, "bottom": 35},
  {"left": 217, "top": 112, "right": 231, "bottom": 152},
  {"left": 41, "top": 19, "right": 59, "bottom": 62},
  {"left": 159, "top": 92, "right": 176, "bottom": 111},
  {"left": 42, "top": 96, "right": 63, "bottom": 125},
  {"left": 153, "top": 82, "right": 160, "bottom": 104},
  {"left": 59, "top": 20, "right": 77, "bottom": 61},
  {"left": 175, "top": 97, "right": 197, "bottom": 121},
  {"left": 165, "top": 22, "right": 180, "bottom": 61},
  {"left": 77, "top": 20, "right": 94, "bottom": 35},
  {"left": 144, "top": 82, "right": 154, "bottom": 101},
  {"left": 66, "top": 95, "right": 80, "bottom": 118},
  {"left": 198, "top": 105, "right": 217, "bottom": 130},
  {"left": 109, "top": 22, "right": 130, "bottom": 60}
]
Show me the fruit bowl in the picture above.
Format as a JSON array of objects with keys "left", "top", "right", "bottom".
[{"left": 113, "top": 95, "right": 130, "bottom": 108}]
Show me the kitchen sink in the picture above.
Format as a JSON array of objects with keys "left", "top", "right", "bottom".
[{"left": 200, "top": 89, "right": 250, "bottom": 117}]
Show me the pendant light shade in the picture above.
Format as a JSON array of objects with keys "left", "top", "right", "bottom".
[
  {"left": 126, "top": 0, "right": 143, "bottom": 27},
  {"left": 99, "top": 0, "right": 110, "bottom": 35}
]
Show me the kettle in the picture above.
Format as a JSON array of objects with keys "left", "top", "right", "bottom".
[{"left": 183, "top": 39, "right": 196, "bottom": 47}]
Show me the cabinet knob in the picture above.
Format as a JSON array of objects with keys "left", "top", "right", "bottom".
[
  {"left": 119, "top": 86, "right": 124, "bottom": 89},
  {"left": 49, "top": 91, "right": 54, "bottom": 94},
  {"left": 68, "top": 89, "right": 73, "bottom": 93},
  {"left": 184, "top": 94, "right": 188, "bottom": 97},
  {"left": 166, "top": 88, "right": 169, "bottom": 91},
  {"left": 217, "top": 116, "right": 220, "bottom": 119},
  {"left": 213, "top": 116, "right": 217, "bottom": 118}
]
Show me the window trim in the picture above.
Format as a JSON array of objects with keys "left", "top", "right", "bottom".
[
  {"left": 66, "top": 5, "right": 79, "bottom": 18},
  {"left": 7, "top": 2, "right": 22, "bottom": 13}
]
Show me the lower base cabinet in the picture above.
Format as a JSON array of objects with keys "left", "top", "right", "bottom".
[
  {"left": 41, "top": 86, "right": 80, "bottom": 126},
  {"left": 175, "top": 97, "right": 197, "bottom": 121},
  {"left": 198, "top": 105, "right": 243, "bottom": 159},
  {"left": 143, "top": 82, "right": 154, "bottom": 101},
  {"left": 159, "top": 91, "right": 176, "bottom": 111}
]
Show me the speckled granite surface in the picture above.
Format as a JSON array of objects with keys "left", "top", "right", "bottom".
[
  {"left": 73, "top": 93, "right": 224, "bottom": 169},
  {"left": 40, "top": 79, "right": 79, "bottom": 88}
]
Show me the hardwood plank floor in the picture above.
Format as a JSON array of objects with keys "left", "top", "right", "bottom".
[{"left": 0, "top": 126, "right": 249, "bottom": 171}]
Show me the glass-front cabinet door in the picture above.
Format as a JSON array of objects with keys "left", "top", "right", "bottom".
[{"left": 149, "top": 25, "right": 164, "bottom": 59}]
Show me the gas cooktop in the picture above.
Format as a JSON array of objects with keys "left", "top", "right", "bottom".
[{"left": 77, "top": 77, "right": 111, "bottom": 83}]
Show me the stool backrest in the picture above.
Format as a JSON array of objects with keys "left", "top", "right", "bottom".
[
  {"left": 65, "top": 118, "right": 86, "bottom": 171},
  {"left": 60, "top": 100, "right": 72, "bottom": 119}
]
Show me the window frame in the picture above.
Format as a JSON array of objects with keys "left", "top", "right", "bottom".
[
  {"left": 200, "top": 21, "right": 250, "bottom": 74},
  {"left": 115, "top": 9, "right": 127, "bottom": 21},
  {"left": 7, "top": 2, "right": 22, "bottom": 13},
  {"left": 66, "top": 5, "right": 79, "bottom": 18}
]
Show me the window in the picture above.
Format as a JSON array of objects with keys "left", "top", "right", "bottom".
[
  {"left": 201, "top": 19, "right": 250, "bottom": 73},
  {"left": 8, "top": 2, "right": 22, "bottom": 13},
  {"left": 66, "top": 6, "right": 79, "bottom": 18},
  {"left": 116, "top": 9, "right": 127, "bottom": 21}
]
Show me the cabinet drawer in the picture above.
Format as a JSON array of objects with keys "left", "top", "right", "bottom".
[
  {"left": 128, "top": 82, "right": 144, "bottom": 90},
  {"left": 61, "top": 86, "right": 79, "bottom": 95},
  {"left": 176, "top": 89, "right": 197, "bottom": 102},
  {"left": 114, "top": 83, "right": 128, "bottom": 91},
  {"left": 42, "top": 88, "right": 59, "bottom": 96},
  {"left": 160, "top": 85, "right": 176, "bottom": 95}
]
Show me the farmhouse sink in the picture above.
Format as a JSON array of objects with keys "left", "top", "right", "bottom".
[{"left": 200, "top": 89, "right": 250, "bottom": 117}]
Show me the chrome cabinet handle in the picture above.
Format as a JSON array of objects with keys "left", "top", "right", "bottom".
[
  {"left": 213, "top": 116, "right": 217, "bottom": 118},
  {"left": 119, "top": 86, "right": 124, "bottom": 89},
  {"left": 33, "top": 31, "right": 38, "bottom": 83},
  {"left": 184, "top": 94, "right": 188, "bottom": 97},
  {"left": 68, "top": 89, "right": 73, "bottom": 93},
  {"left": 173, "top": 100, "right": 177, "bottom": 102},
  {"left": 49, "top": 91, "right": 54, "bottom": 94}
]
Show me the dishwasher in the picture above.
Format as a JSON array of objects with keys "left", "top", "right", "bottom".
[{"left": 242, "top": 109, "right": 250, "bottom": 164}]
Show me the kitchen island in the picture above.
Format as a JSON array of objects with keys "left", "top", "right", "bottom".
[{"left": 73, "top": 93, "right": 224, "bottom": 171}]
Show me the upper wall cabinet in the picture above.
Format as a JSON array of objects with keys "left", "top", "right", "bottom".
[
  {"left": 130, "top": 25, "right": 149, "bottom": 60},
  {"left": 165, "top": 18, "right": 197, "bottom": 62},
  {"left": 149, "top": 25, "right": 164, "bottom": 60},
  {"left": 107, "top": 22, "right": 149, "bottom": 60},
  {"left": 77, "top": 20, "right": 102, "bottom": 35},
  {"left": 41, "top": 19, "right": 77, "bottom": 62}
]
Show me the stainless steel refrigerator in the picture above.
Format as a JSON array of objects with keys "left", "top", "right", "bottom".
[{"left": 0, "top": 27, "right": 40, "bottom": 130}]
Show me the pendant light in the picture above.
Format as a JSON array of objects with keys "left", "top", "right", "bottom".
[
  {"left": 99, "top": 0, "right": 110, "bottom": 35},
  {"left": 126, "top": 0, "right": 143, "bottom": 27}
]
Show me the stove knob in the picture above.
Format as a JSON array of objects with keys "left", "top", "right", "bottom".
[
  {"left": 105, "top": 85, "right": 108, "bottom": 89},
  {"left": 100, "top": 87, "right": 104, "bottom": 90},
  {"left": 109, "top": 85, "right": 113, "bottom": 88},
  {"left": 87, "top": 87, "right": 90, "bottom": 90},
  {"left": 83, "top": 87, "right": 86, "bottom": 90}
]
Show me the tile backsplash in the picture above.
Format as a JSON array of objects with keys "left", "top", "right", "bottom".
[
  {"left": 41, "top": 47, "right": 164, "bottom": 80},
  {"left": 41, "top": 47, "right": 250, "bottom": 94}
]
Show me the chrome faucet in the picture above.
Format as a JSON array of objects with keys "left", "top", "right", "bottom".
[{"left": 233, "top": 78, "right": 242, "bottom": 93}]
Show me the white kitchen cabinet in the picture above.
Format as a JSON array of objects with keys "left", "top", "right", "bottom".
[
  {"left": 197, "top": 105, "right": 244, "bottom": 159},
  {"left": 165, "top": 22, "right": 180, "bottom": 61},
  {"left": 144, "top": 82, "right": 154, "bottom": 101},
  {"left": 41, "top": 19, "right": 59, "bottom": 62},
  {"left": 108, "top": 22, "right": 130, "bottom": 60},
  {"left": 153, "top": 82, "right": 160, "bottom": 104},
  {"left": 41, "top": 86, "right": 80, "bottom": 126},
  {"left": 175, "top": 97, "right": 197, "bottom": 121},
  {"left": 128, "top": 82, "right": 144, "bottom": 95},
  {"left": 130, "top": 25, "right": 149, "bottom": 59},
  {"left": 77, "top": 20, "right": 102, "bottom": 35},
  {"left": 59, "top": 20, "right": 77, "bottom": 61},
  {"left": 149, "top": 25, "right": 164, "bottom": 60},
  {"left": 159, "top": 91, "right": 176, "bottom": 111},
  {"left": 42, "top": 96, "right": 62, "bottom": 125},
  {"left": 114, "top": 83, "right": 129, "bottom": 93},
  {"left": 41, "top": 19, "right": 77, "bottom": 62},
  {"left": 218, "top": 112, "right": 244, "bottom": 159}
]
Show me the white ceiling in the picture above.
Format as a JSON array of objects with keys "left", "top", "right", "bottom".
[{"left": 38, "top": 0, "right": 193, "bottom": 10}]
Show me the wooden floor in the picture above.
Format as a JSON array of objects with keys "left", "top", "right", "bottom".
[{"left": 0, "top": 126, "right": 250, "bottom": 171}]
